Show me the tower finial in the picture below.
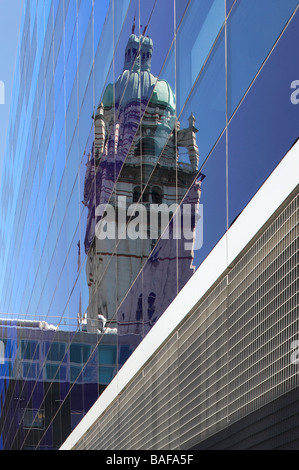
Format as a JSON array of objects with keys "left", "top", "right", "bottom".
[{"left": 132, "top": 15, "right": 136, "bottom": 34}]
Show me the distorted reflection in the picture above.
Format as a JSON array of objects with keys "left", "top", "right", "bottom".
[
  {"left": 82, "top": 29, "right": 204, "bottom": 338},
  {"left": 0, "top": 318, "right": 116, "bottom": 449}
]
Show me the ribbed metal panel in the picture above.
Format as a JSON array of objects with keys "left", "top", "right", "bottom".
[{"left": 73, "top": 193, "right": 299, "bottom": 450}]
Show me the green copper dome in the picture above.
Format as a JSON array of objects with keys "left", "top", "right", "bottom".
[
  {"left": 102, "top": 83, "right": 114, "bottom": 108},
  {"left": 150, "top": 79, "right": 175, "bottom": 110},
  {"left": 101, "top": 34, "right": 175, "bottom": 112}
]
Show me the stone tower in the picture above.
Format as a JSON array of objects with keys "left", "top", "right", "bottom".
[{"left": 82, "top": 33, "right": 202, "bottom": 334}]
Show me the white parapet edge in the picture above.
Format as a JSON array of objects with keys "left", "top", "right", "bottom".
[{"left": 60, "top": 140, "right": 299, "bottom": 450}]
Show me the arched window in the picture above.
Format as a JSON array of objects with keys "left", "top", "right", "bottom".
[
  {"left": 151, "top": 186, "right": 163, "bottom": 204},
  {"left": 133, "top": 186, "right": 141, "bottom": 203},
  {"left": 142, "top": 188, "right": 150, "bottom": 203},
  {"left": 134, "top": 138, "right": 157, "bottom": 157}
]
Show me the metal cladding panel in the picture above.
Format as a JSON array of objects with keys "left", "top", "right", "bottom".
[{"left": 72, "top": 192, "right": 299, "bottom": 450}]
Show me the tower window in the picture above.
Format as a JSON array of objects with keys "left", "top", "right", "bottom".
[
  {"left": 134, "top": 138, "right": 157, "bottom": 157},
  {"left": 133, "top": 187, "right": 141, "bottom": 203},
  {"left": 151, "top": 186, "right": 163, "bottom": 204}
]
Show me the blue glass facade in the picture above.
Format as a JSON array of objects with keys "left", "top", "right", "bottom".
[
  {"left": 0, "top": 322, "right": 115, "bottom": 449},
  {"left": 0, "top": 0, "right": 298, "bottom": 450}
]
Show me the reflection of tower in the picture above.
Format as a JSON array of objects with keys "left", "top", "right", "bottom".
[{"left": 83, "top": 33, "right": 202, "bottom": 333}]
